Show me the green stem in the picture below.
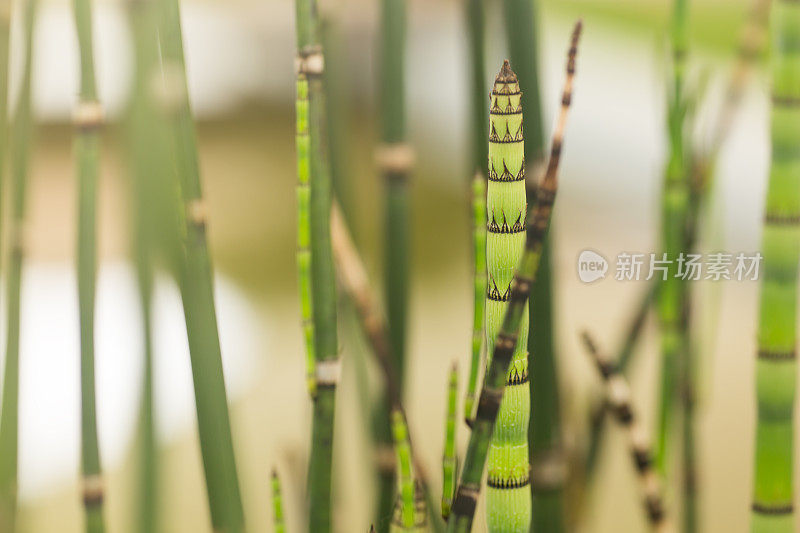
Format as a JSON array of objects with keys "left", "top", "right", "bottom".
[
  {"left": 157, "top": 1, "right": 246, "bottom": 530},
  {"left": 442, "top": 364, "right": 458, "bottom": 520},
  {"left": 0, "top": 2, "right": 36, "bottom": 530},
  {"left": 447, "top": 25, "right": 581, "bottom": 532},
  {"left": 465, "top": 175, "right": 486, "bottom": 422},
  {"left": 73, "top": 0, "right": 106, "bottom": 529},
  {"left": 656, "top": 0, "right": 690, "bottom": 478},
  {"left": 751, "top": 0, "right": 800, "bottom": 530},
  {"left": 271, "top": 470, "right": 286, "bottom": 533},
  {"left": 294, "top": 1, "right": 339, "bottom": 531}
]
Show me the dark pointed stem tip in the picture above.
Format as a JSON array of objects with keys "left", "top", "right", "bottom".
[{"left": 495, "top": 59, "right": 518, "bottom": 84}]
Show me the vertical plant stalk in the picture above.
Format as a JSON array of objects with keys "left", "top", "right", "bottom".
[
  {"left": 157, "top": 1, "right": 246, "bottom": 530},
  {"left": 465, "top": 175, "right": 486, "bottom": 422},
  {"left": 581, "top": 332, "right": 671, "bottom": 532},
  {"left": 294, "top": 1, "right": 340, "bottom": 530},
  {"left": 72, "top": 0, "right": 106, "bottom": 529},
  {"left": 272, "top": 470, "right": 286, "bottom": 533},
  {"left": 375, "top": 0, "right": 411, "bottom": 525},
  {"left": 484, "top": 60, "right": 531, "bottom": 533},
  {"left": 390, "top": 410, "right": 424, "bottom": 532},
  {"left": 656, "top": 0, "right": 689, "bottom": 477},
  {"left": 503, "top": 1, "right": 565, "bottom": 527},
  {"left": 447, "top": 24, "right": 581, "bottom": 532},
  {"left": 442, "top": 364, "right": 458, "bottom": 519},
  {"left": 296, "top": 67, "right": 317, "bottom": 397},
  {"left": 463, "top": 0, "right": 487, "bottom": 423},
  {"left": 330, "top": 204, "right": 445, "bottom": 533},
  {"left": 0, "top": 1, "right": 36, "bottom": 530},
  {"left": 751, "top": 0, "right": 800, "bottom": 530}
]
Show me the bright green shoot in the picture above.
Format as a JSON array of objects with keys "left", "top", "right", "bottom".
[
  {"left": 272, "top": 469, "right": 286, "bottom": 533},
  {"left": 390, "top": 410, "right": 426, "bottom": 532},
  {"left": 485, "top": 60, "right": 531, "bottom": 533},
  {"left": 442, "top": 364, "right": 458, "bottom": 519},
  {"left": 751, "top": 0, "right": 800, "bottom": 530},
  {"left": 465, "top": 175, "right": 486, "bottom": 422}
]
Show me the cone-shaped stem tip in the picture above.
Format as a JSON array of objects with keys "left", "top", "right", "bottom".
[{"left": 495, "top": 59, "right": 518, "bottom": 84}]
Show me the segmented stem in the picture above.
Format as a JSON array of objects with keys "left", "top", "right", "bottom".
[
  {"left": 272, "top": 470, "right": 286, "bottom": 533},
  {"left": 484, "top": 59, "right": 531, "bottom": 533},
  {"left": 751, "top": 0, "right": 800, "bottom": 529},
  {"left": 581, "top": 332, "right": 672, "bottom": 532},
  {"left": 442, "top": 364, "right": 458, "bottom": 519},
  {"left": 73, "top": 0, "right": 106, "bottom": 529},
  {"left": 157, "top": 0, "right": 245, "bottom": 529},
  {"left": 296, "top": 71, "right": 317, "bottom": 397},
  {"left": 447, "top": 23, "right": 581, "bottom": 533},
  {"left": 465, "top": 174, "right": 487, "bottom": 422},
  {"left": 656, "top": 0, "right": 690, "bottom": 477},
  {"left": 391, "top": 410, "right": 417, "bottom": 531},
  {"left": 0, "top": 2, "right": 36, "bottom": 529}
]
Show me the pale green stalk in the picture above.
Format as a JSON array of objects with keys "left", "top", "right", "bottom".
[
  {"left": 296, "top": 70, "right": 317, "bottom": 397},
  {"left": 72, "top": 0, "right": 106, "bottom": 529},
  {"left": 272, "top": 470, "right": 286, "bottom": 533},
  {"left": 0, "top": 2, "right": 37, "bottom": 530},
  {"left": 442, "top": 364, "right": 458, "bottom": 519},
  {"left": 156, "top": 1, "right": 246, "bottom": 530},
  {"left": 465, "top": 175, "right": 486, "bottom": 422},
  {"left": 751, "top": 0, "right": 800, "bottom": 530},
  {"left": 447, "top": 24, "right": 581, "bottom": 532}
]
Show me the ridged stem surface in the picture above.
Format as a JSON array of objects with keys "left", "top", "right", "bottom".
[
  {"left": 751, "top": 0, "right": 800, "bottom": 530},
  {"left": 442, "top": 365, "right": 458, "bottom": 519}
]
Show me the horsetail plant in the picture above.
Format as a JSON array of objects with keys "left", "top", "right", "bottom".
[
  {"left": 463, "top": 0, "right": 487, "bottom": 427},
  {"left": 447, "top": 23, "right": 582, "bottom": 532},
  {"left": 294, "top": 1, "right": 340, "bottom": 530},
  {"left": 124, "top": 0, "right": 170, "bottom": 529},
  {"left": 296, "top": 39, "right": 317, "bottom": 397},
  {"left": 751, "top": 0, "right": 800, "bottom": 529},
  {"left": 465, "top": 175, "right": 486, "bottom": 422},
  {"left": 502, "top": 1, "right": 566, "bottom": 527},
  {"left": 581, "top": 332, "right": 671, "bottom": 532},
  {"left": 442, "top": 364, "right": 458, "bottom": 519},
  {"left": 390, "top": 409, "right": 426, "bottom": 532},
  {"left": 484, "top": 59, "right": 532, "bottom": 533},
  {"left": 72, "top": 0, "right": 107, "bottom": 529},
  {"left": 656, "top": 0, "right": 690, "bottom": 478},
  {"left": 157, "top": 0, "right": 246, "bottom": 530},
  {"left": 375, "top": 0, "right": 412, "bottom": 524},
  {"left": 0, "top": 1, "right": 37, "bottom": 530},
  {"left": 272, "top": 470, "right": 286, "bottom": 533}
]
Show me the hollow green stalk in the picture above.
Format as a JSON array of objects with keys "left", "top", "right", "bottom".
[
  {"left": 156, "top": 1, "right": 246, "bottom": 530},
  {"left": 376, "top": 0, "right": 411, "bottom": 525},
  {"left": 296, "top": 66, "right": 317, "bottom": 397},
  {"left": 484, "top": 60, "right": 531, "bottom": 533},
  {"left": 0, "top": 2, "right": 36, "bottom": 530},
  {"left": 294, "top": 1, "right": 340, "bottom": 530},
  {"left": 390, "top": 410, "right": 418, "bottom": 531},
  {"left": 272, "top": 470, "right": 286, "bottom": 533},
  {"left": 502, "top": 1, "right": 565, "bottom": 527},
  {"left": 447, "top": 25, "right": 581, "bottom": 532},
  {"left": 442, "top": 364, "right": 458, "bottom": 519},
  {"left": 656, "top": 0, "right": 689, "bottom": 477},
  {"left": 465, "top": 175, "right": 486, "bottom": 422},
  {"left": 72, "top": 0, "right": 106, "bottom": 529},
  {"left": 751, "top": 0, "right": 800, "bottom": 529},
  {"left": 581, "top": 332, "right": 671, "bottom": 532}
]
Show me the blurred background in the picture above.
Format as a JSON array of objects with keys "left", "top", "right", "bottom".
[{"left": 1, "top": 0, "right": 777, "bottom": 531}]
